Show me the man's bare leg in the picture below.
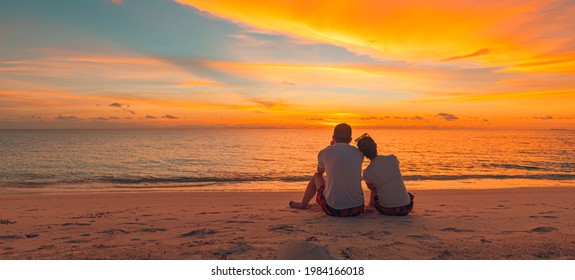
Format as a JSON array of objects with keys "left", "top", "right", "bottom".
[
  {"left": 369, "top": 189, "right": 376, "bottom": 207},
  {"left": 289, "top": 172, "right": 325, "bottom": 209}
]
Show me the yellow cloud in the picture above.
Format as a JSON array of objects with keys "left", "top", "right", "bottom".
[
  {"left": 505, "top": 54, "right": 575, "bottom": 73},
  {"left": 176, "top": 0, "right": 574, "bottom": 72}
]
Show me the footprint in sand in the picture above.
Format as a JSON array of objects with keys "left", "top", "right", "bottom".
[
  {"left": 276, "top": 241, "right": 334, "bottom": 260},
  {"left": 213, "top": 242, "right": 252, "bottom": 256},
  {"left": 150, "top": 218, "right": 178, "bottom": 222},
  {"left": 123, "top": 222, "right": 147, "bottom": 225},
  {"left": 525, "top": 203, "right": 548, "bottom": 207},
  {"left": 198, "top": 212, "right": 220, "bottom": 215},
  {"left": 435, "top": 250, "right": 453, "bottom": 260},
  {"left": 37, "top": 245, "right": 55, "bottom": 250},
  {"left": 60, "top": 223, "right": 91, "bottom": 227},
  {"left": 268, "top": 224, "right": 297, "bottom": 233},
  {"left": 539, "top": 211, "right": 559, "bottom": 214},
  {"left": 72, "top": 212, "right": 112, "bottom": 219},
  {"left": 180, "top": 229, "right": 216, "bottom": 237},
  {"left": 306, "top": 236, "right": 318, "bottom": 242},
  {"left": 53, "top": 236, "right": 72, "bottom": 240},
  {"left": 225, "top": 220, "right": 255, "bottom": 224},
  {"left": 98, "top": 229, "right": 130, "bottom": 235},
  {"left": 530, "top": 227, "right": 557, "bottom": 233},
  {"left": 407, "top": 234, "right": 440, "bottom": 240},
  {"left": 360, "top": 230, "right": 392, "bottom": 238},
  {"left": 441, "top": 227, "right": 476, "bottom": 233},
  {"left": 64, "top": 239, "right": 90, "bottom": 244},
  {"left": 137, "top": 228, "right": 167, "bottom": 233},
  {"left": 93, "top": 244, "right": 116, "bottom": 249},
  {"left": 501, "top": 230, "right": 530, "bottom": 234},
  {"left": 0, "top": 235, "right": 22, "bottom": 240}
]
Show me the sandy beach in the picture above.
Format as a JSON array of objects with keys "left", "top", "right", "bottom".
[{"left": 1, "top": 187, "right": 574, "bottom": 260}]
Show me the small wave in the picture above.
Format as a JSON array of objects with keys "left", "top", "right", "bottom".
[
  {"left": 490, "top": 164, "right": 544, "bottom": 171},
  {"left": 107, "top": 174, "right": 574, "bottom": 183},
  {"left": 100, "top": 175, "right": 311, "bottom": 184},
  {"left": 3, "top": 174, "right": 575, "bottom": 189},
  {"left": 403, "top": 174, "right": 575, "bottom": 181}
]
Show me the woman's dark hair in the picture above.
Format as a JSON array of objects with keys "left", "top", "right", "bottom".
[{"left": 357, "top": 137, "right": 377, "bottom": 159}]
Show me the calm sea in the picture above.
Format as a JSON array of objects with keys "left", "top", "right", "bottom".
[{"left": 1, "top": 128, "right": 574, "bottom": 194}]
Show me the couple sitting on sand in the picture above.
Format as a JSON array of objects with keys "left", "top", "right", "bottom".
[{"left": 289, "top": 123, "right": 414, "bottom": 217}]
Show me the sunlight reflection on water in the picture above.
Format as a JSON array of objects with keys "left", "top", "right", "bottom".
[{"left": 1, "top": 128, "right": 574, "bottom": 193}]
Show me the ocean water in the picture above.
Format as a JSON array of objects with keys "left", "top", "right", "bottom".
[{"left": 1, "top": 128, "right": 574, "bottom": 193}]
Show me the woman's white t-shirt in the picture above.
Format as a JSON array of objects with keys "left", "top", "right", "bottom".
[{"left": 363, "top": 155, "right": 410, "bottom": 208}]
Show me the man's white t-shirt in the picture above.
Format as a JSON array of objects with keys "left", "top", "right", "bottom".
[
  {"left": 318, "top": 143, "right": 364, "bottom": 209},
  {"left": 363, "top": 155, "right": 410, "bottom": 208}
]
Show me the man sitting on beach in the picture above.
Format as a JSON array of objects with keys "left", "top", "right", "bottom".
[
  {"left": 356, "top": 133, "right": 414, "bottom": 216},
  {"left": 289, "top": 123, "right": 365, "bottom": 217}
]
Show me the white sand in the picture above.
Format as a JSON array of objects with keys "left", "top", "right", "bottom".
[{"left": 1, "top": 187, "right": 574, "bottom": 259}]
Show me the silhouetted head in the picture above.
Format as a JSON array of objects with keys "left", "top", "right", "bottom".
[
  {"left": 333, "top": 123, "right": 352, "bottom": 143},
  {"left": 356, "top": 133, "right": 378, "bottom": 159}
]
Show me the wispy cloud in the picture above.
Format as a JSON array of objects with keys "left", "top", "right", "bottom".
[
  {"left": 437, "top": 113, "right": 459, "bottom": 121},
  {"left": 161, "top": 115, "right": 178, "bottom": 119},
  {"left": 55, "top": 114, "right": 81, "bottom": 121},
  {"left": 360, "top": 116, "right": 389, "bottom": 121},
  {"left": 176, "top": 0, "right": 575, "bottom": 73},
  {"left": 249, "top": 98, "right": 284, "bottom": 109},
  {"left": 93, "top": 116, "right": 121, "bottom": 121},
  {"left": 108, "top": 102, "right": 135, "bottom": 115},
  {"left": 19, "top": 115, "right": 43, "bottom": 119},
  {"left": 442, "top": 48, "right": 491, "bottom": 62},
  {"left": 534, "top": 116, "right": 554, "bottom": 120}
]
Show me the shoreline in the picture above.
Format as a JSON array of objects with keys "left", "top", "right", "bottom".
[
  {"left": 2, "top": 178, "right": 575, "bottom": 196},
  {"left": 1, "top": 186, "right": 575, "bottom": 260}
]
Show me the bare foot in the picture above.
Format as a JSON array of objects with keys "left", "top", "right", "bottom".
[{"left": 289, "top": 201, "right": 308, "bottom": 209}]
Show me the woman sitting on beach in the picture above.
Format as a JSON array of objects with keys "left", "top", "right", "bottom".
[{"left": 355, "top": 133, "right": 414, "bottom": 216}]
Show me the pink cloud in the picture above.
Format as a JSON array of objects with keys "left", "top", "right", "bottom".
[{"left": 442, "top": 48, "right": 492, "bottom": 62}]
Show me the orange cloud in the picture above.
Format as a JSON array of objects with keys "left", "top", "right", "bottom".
[
  {"left": 442, "top": 48, "right": 491, "bottom": 61},
  {"left": 176, "top": 0, "right": 575, "bottom": 72},
  {"left": 505, "top": 54, "right": 575, "bottom": 73}
]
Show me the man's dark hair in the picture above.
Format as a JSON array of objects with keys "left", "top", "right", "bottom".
[
  {"left": 357, "top": 137, "right": 377, "bottom": 159},
  {"left": 333, "top": 123, "right": 352, "bottom": 143}
]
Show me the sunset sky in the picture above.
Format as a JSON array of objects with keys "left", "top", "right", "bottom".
[{"left": 1, "top": 0, "right": 574, "bottom": 129}]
